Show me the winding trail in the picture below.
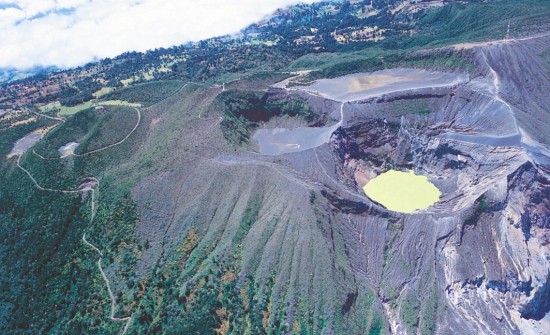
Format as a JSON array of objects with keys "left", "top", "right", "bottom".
[
  {"left": 73, "top": 107, "right": 140, "bottom": 157},
  {"left": 221, "top": 77, "right": 240, "bottom": 92},
  {"left": 32, "top": 107, "right": 141, "bottom": 159},
  {"left": 30, "top": 110, "right": 66, "bottom": 122},
  {"left": 15, "top": 104, "right": 141, "bottom": 334},
  {"left": 81, "top": 188, "right": 133, "bottom": 333},
  {"left": 83, "top": 233, "right": 133, "bottom": 333},
  {"left": 480, "top": 50, "right": 514, "bottom": 118},
  {"left": 16, "top": 155, "right": 83, "bottom": 193},
  {"left": 82, "top": 233, "right": 102, "bottom": 256},
  {"left": 453, "top": 32, "right": 550, "bottom": 50},
  {"left": 479, "top": 48, "right": 550, "bottom": 180}
]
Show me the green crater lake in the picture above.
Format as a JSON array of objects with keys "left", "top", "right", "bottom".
[{"left": 363, "top": 170, "right": 441, "bottom": 213}]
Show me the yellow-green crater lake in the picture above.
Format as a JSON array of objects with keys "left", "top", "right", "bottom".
[{"left": 363, "top": 170, "right": 441, "bottom": 213}]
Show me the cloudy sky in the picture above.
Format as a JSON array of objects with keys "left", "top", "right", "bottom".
[{"left": 0, "top": 0, "right": 318, "bottom": 70}]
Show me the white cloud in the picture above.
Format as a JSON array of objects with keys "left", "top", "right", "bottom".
[{"left": 0, "top": 0, "right": 319, "bottom": 69}]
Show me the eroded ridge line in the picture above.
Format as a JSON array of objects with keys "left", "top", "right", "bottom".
[
  {"left": 313, "top": 147, "right": 367, "bottom": 203},
  {"left": 479, "top": 49, "right": 550, "bottom": 181}
]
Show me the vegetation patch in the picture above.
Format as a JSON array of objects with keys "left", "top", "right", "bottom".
[
  {"left": 297, "top": 51, "right": 476, "bottom": 84},
  {"left": 177, "top": 228, "right": 199, "bottom": 269},
  {"left": 216, "top": 89, "right": 316, "bottom": 147},
  {"left": 399, "top": 290, "right": 420, "bottom": 333},
  {"left": 419, "top": 288, "right": 439, "bottom": 335},
  {"left": 76, "top": 105, "right": 139, "bottom": 153},
  {"left": 33, "top": 107, "right": 100, "bottom": 157},
  {"left": 92, "top": 87, "right": 115, "bottom": 98},
  {"left": 57, "top": 101, "right": 95, "bottom": 116},
  {"left": 98, "top": 100, "right": 142, "bottom": 107},
  {"left": 100, "top": 80, "right": 184, "bottom": 107}
]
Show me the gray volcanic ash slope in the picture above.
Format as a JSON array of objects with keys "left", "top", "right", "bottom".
[{"left": 122, "top": 36, "right": 550, "bottom": 334}]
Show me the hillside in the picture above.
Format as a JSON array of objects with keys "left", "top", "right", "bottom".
[{"left": 1, "top": 1, "right": 550, "bottom": 334}]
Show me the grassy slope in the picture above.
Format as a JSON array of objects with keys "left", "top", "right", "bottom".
[{"left": 100, "top": 80, "right": 184, "bottom": 107}]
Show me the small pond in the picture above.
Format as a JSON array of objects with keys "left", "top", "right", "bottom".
[
  {"left": 363, "top": 170, "right": 441, "bottom": 213},
  {"left": 253, "top": 123, "right": 339, "bottom": 156},
  {"left": 303, "top": 68, "right": 468, "bottom": 102}
]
